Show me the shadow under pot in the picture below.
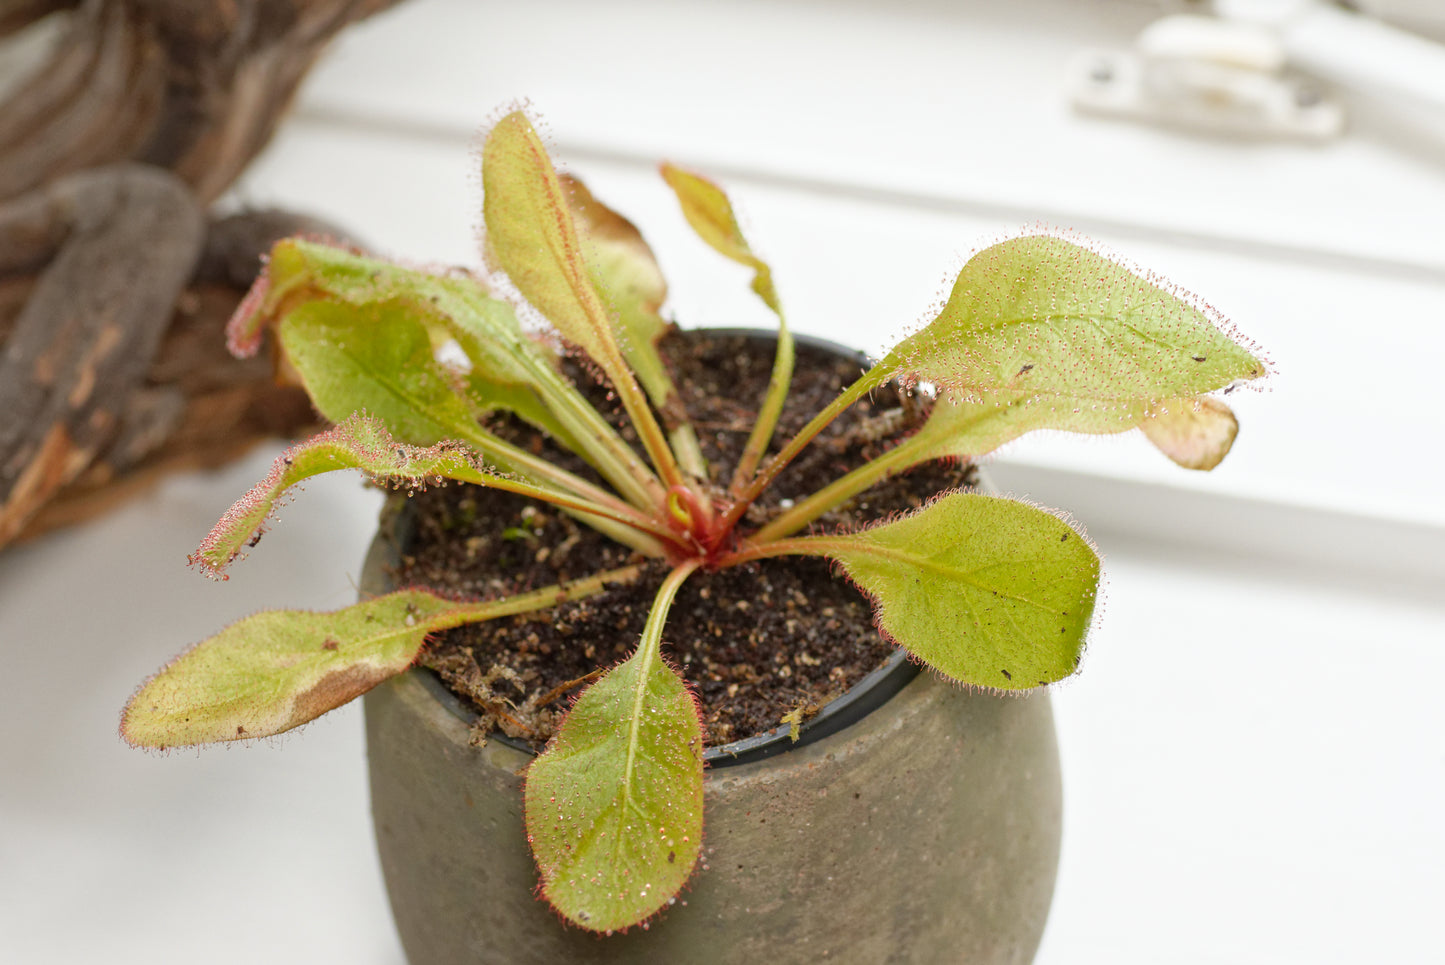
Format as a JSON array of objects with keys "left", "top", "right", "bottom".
[{"left": 361, "top": 331, "right": 1063, "bottom": 964}]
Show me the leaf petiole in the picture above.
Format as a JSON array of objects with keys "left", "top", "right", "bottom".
[
  {"left": 719, "top": 364, "right": 891, "bottom": 533},
  {"left": 749, "top": 433, "right": 924, "bottom": 542}
]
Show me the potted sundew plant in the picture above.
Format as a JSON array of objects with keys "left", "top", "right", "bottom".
[{"left": 122, "top": 109, "right": 1266, "bottom": 955}]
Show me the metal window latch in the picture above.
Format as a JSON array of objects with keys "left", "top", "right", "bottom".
[
  {"left": 1068, "top": 12, "right": 1345, "bottom": 140},
  {"left": 1069, "top": 0, "right": 1445, "bottom": 141}
]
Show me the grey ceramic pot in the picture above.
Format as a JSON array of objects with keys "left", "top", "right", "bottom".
[{"left": 360, "top": 332, "right": 1063, "bottom": 964}]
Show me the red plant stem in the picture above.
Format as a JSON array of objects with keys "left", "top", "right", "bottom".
[{"left": 713, "top": 535, "right": 833, "bottom": 570}]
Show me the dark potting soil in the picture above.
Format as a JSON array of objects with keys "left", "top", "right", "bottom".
[{"left": 394, "top": 330, "right": 976, "bottom": 750}]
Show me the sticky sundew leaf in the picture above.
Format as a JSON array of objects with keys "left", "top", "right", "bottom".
[
  {"left": 906, "top": 385, "right": 1241, "bottom": 469},
  {"left": 121, "top": 562, "right": 646, "bottom": 749},
  {"left": 525, "top": 561, "right": 705, "bottom": 933},
  {"left": 190, "top": 414, "right": 498, "bottom": 578},
  {"left": 236, "top": 239, "right": 568, "bottom": 431},
  {"left": 481, "top": 110, "right": 682, "bottom": 495},
  {"left": 524, "top": 647, "right": 704, "bottom": 933},
  {"left": 121, "top": 590, "right": 463, "bottom": 748},
  {"left": 561, "top": 174, "right": 670, "bottom": 356},
  {"left": 880, "top": 235, "right": 1267, "bottom": 420},
  {"left": 796, "top": 492, "right": 1100, "bottom": 690},
  {"left": 481, "top": 112, "right": 625, "bottom": 372}
]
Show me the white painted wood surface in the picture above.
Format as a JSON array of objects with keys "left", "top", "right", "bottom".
[{"left": 2, "top": 1, "right": 1441, "bottom": 962}]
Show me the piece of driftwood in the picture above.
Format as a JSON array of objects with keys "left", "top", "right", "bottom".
[
  {"left": 0, "top": 0, "right": 403, "bottom": 205},
  {"left": 0, "top": 0, "right": 401, "bottom": 548},
  {"left": 7, "top": 274, "right": 319, "bottom": 541},
  {"left": 0, "top": 165, "right": 204, "bottom": 544},
  {"left": 0, "top": 187, "right": 338, "bottom": 544}
]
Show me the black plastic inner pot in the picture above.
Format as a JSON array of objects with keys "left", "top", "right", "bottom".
[{"left": 389, "top": 329, "right": 922, "bottom": 769}]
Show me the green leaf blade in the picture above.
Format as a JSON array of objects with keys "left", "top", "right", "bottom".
[
  {"left": 813, "top": 492, "right": 1100, "bottom": 690},
  {"left": 279, "top": 299, "right": 478, "bottom": 447},
  {"left": 276, "top": 298, "right": 627, "bottom": 506},
  {"left": 121, "top": 591, "right": 459, "bottom": 748},
  {"left": 481, "top": 110, "right": 680, "bottom": 495},
  {"left": 482, "top": 112, "right": 623, "bottom": 371},
  {"left": 524, "top": 649, "right": 705, "bottom": 932},
  {"left": 882, "top": 235, "right": 1266, "bottom": 414},
  {"left": 123, "top": 566, "right": 648, "bottom": 750}
]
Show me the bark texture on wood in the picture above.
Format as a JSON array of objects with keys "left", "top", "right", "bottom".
[
  {"left": 0, "top": 203, "right": 335, "bottom": 545},
  {"left": 0, "top": 1, "right": 80, "bottom": 39},
  {"left": 0, "top": 0, "right": 404, "bottom": 204},
  {"left": 0, "top": 164, "right": 205, "bottom": 544},
  {"left": 0, "top": 0, "right": 400, "bottom": 547},
  {"left": 14, "top": 280, "right": 320, "bottom": 541}
]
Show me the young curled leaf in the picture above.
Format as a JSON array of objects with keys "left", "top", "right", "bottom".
[
  {"left": 879, "top": 235, "right": 1266, "bottom": 413},
  {"left": 1139, "top": 395, "right": 1239, "bottom": 470},
  {"left": 659, "top": 163, "right": 781, "bottom": 317},
  {"left": 780, "top": 492, "right": 1100, "bottom": 690},
  {"left": 659, "top": 163, "right": 793, "bottom": 488},
  {"left": 224, "top": 236, "right": 373, "bottom": 358},
  {"left": 189, "top": 415, "right": 500, "bottom": 579}
]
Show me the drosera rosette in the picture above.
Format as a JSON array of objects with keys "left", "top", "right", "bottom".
[{"left": 122, "top": 107, "right": 1267, "bottom": 933}]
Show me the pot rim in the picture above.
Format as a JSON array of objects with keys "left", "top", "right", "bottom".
[{"left": 408, "top": 637, "right": 919, "bottom": 768}]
